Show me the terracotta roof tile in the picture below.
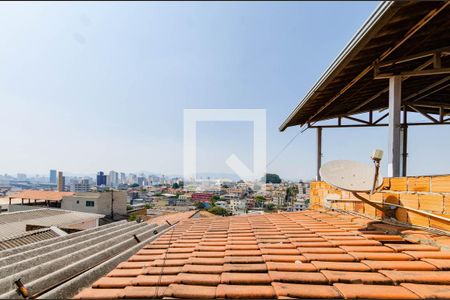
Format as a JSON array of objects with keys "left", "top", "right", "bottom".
[
  {"left": 76, "top": 210, "right": 450, "bottom": 300},
  {"left": 131, "top": 275, "right": 177, "bottom": 286},
  {"left": 164, "top": 284, "right": 216, "bottom": 299},
  {"left": 144, "top": 266, "right": 182, "bottom": 275},
  {"left": 362, "top": 260, "right": 437, "bottom": 271},
  {"left": 181, "top": 264, "right": 223, "bottom": 274},
  {"left": 224, "top": 256, "right": 265, "bottom": 264},
  {"left": 216, "top": 284, "right": 276, "bottom": 299},
  {"left": 334, "top": 283, "right": 419, "bottom": 299},
  {"left": 269, "top": 270, "right": 328, "bottom": 284},
  {"left": 321, "top": 270, "right": 392, "bottom": 284},
  {"left": 262, "top": 254, "right": 307, "bottom": 262},
  {"left": 339, "top": 245, "right": 395, "bottom": 252},
  {"left": 403, "top": 251, "right": 450, "bottom": 260},
  {"left": 385, "top": 243, "right": 441, "bottom": 252},
  {"left": 75, "top": 288, "right": 124, "bottom": 299},
  {"left": 380, "top": 270, "right": 450, "bottom": 284},
  {"left": 221, "top": 272, "right": 272, "bottom": 284},
  {"left": 222, "top": 263, "right": 267, "bottom": 272},
  {"left": 187, "top": 257, "right": 225, "bottom": 265},
  {"left": 312, "top": 261, "right": 371, "bottom": 271},
  {"left": 421, "top": 258, "right": 450, "bottom": 270},
  {"left": 330, "top": 239, "right": 382, "bottom": 246},
  {"left": 297, "top": 247, "right": 346, "bottom": 253},
  {"left": 266, "top": 261, "right": 317, "bottom": 272},
  {"left": 175, "top": 273, "right": 221, "bottom": 285},
  {"left": 92, "top": 277, "right": 134, "bottom": 288},
  {"left": 303, "top": 253, "right": 356, "bottom": 262},
  {"left": 272, "top": 282, "right": 342, "bottom": 299},
  {"left": 401, "top": 283, "right": 450, "bottom": 299},
  {"left": 348, "top": 252, "right": 414, "bottom": 261}
]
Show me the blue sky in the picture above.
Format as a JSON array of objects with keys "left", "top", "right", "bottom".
[{"left": 1, "top": 1, "right": 449, "bottom": 180}]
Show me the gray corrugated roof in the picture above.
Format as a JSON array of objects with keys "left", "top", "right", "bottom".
[
  {"left": 0, "top": 220, "right": 170, "bottom": 299},
  {"left": 0, "top": 227, "right": 64, "bottom": 251},
  {"left": 0, "top": 208, "right": 104, "bottom": 240}
]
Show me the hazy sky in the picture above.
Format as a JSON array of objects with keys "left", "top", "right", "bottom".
[{"left": 1, "top": 1, "right": 449, "bottom": 180}]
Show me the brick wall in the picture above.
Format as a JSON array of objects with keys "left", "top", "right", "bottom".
[{"left": 310, "top": 175, "right": 450, "bottom": 231}]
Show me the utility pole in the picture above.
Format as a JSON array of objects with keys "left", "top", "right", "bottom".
[{"left": 111, "top": 190, "right": 114, "bottom": 220}]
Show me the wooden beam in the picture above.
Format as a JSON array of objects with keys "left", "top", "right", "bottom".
[
  {"left": 408, "top": 105, "right": 439, "bottom": 123},
  {"left": 306, "top": 2, "right": 449, "bottom": 123},
  {"left": 375, "top": 67, "right": 450, "bottom": 79}
]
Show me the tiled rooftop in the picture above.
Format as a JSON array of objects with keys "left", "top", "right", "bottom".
[
  {"left": 146, "top": 210, "right": 199, "bottom": 226},
  {"left": 76, "top": 210, "right": 450, "bottom": 299}
]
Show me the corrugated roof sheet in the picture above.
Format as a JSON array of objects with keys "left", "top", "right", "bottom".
[
  {"left": 0, "top": 227, "right": 64, "bottom": 250},
  {"left": 0, "top": 220, "right": 170, "bottom": 299},
  {"left": 0, "top": 208, "right": 104, "bottom": 240},
  {"left": 76, "top": 210, "right": 450, "bottom": 299}
]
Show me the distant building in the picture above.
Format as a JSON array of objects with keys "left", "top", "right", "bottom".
[
  {"left": 17, "top": 173, "right": 27, "bottom": 180},
  {"left": 108, "top": 171, "right": 119, "bottom": 187},
  {"left": 120, "top": 172, "right": 126, "bottom": 184},
  {"left": 61, "top": 191, "right": 128, "bottom": 219},
  {"left": 57, "top": 171, "right": 65, "bottom": 192},
  {"left": 230, "top": 198, "right": 247, "bottom": 215},
  {"left": 49, "top": 169, "right": 57, "bottom": 184},
  {"left": 191, "top": 193, "right": 213, "bottom": 203},
  {"left": 70, "top": 179, "right": 90, "bottom": 193},
  {"left": 96, "top": 171, "right": 107, "bottom": 186}
]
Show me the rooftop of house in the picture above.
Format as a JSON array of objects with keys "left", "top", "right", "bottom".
[
  {"left": 146, "top": 210, "right": 199, "bottom": 226},
  {"left": 9, "top": 190, "right": 75, "bottom": 201},
  {"left": 76, "top": 209, "right": 450, "bottom": 299}
]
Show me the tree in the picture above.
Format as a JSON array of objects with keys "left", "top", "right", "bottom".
[
  {"left": 130, "top": 183, "right": 140, "bottom": 188},
  {"left": 265, "top": 173, "right": 281, "bottom": 184},
  {"left": 255, "top": 195, "right": 266, "bottom": 208},
  {"left": 266, "top": 203, "right": 275, "bottom": 211},
  {"left": 195, "top": 202, "right": 206, "bottom": 209},
  {"left": 208, "top": 206, "right": 229, "bottom": 216},
  {"left": 172, "top": 182, "right": 180, "bottom": 189}
]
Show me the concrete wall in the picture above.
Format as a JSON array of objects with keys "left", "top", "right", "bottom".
[
  {"left": 61, "top": 191, "right": 127, "bottom": 217},
  {"left": 310, "top": 175, "right": 450, "bottom": 231}
]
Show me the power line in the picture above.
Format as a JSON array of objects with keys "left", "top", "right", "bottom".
[{"left": 266, "top": 127, "right": 305, "bottom": 167}]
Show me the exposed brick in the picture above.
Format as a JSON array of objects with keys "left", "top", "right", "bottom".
[
  {"left": 407, "top": 211, "right": 430, "bottom": 228},
  {"left": 431, "top": 175, "right": 450, "bottom": 193},
  {"left": 390, "top": 177, "right": 407, "bottom": 191},
  {"left": 399, "top": 194, "right": 419, "bottom": 209},
  {"left": 407, "top": 177, "right": 430, "bottom": 192},
  {"left": 418, "top": 194, "right": 444, "bottom": 213},
  {"left": 444, "top": 195, "right": 450, "bottom": 214}
]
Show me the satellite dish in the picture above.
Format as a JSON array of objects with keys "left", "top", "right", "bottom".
[{"left": 320, "top": 160, "right": 382, "bottom": 193}]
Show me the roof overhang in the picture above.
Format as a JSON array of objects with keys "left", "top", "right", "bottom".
[{"left": 280, "top": 1, "right": 450, "bottom": 131}]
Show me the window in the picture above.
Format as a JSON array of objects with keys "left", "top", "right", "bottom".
[{"left": 86, "top": 201, "right": 95, "bottom": 207}]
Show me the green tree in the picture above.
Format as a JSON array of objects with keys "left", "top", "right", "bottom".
[
  {"left": 265, "top": 173, "right": 282, "bottom": 184},
  {"left": 130, "top": 183, "right": 139, "bottom": 188},
  {"left": 255, "top": 195, "right": 266, "bottom": 208},
  {"left": 195, "top": 202, "right": 206, "bottom": 209},
  {"left": 266, "top": 203, "right": 275, "bottom": 211},
  {"left": 172, "top": 182, "right": 180, "bottom": 189},
  {"left": 208, "top": 206, "right": 229, "bottom": 216}
]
